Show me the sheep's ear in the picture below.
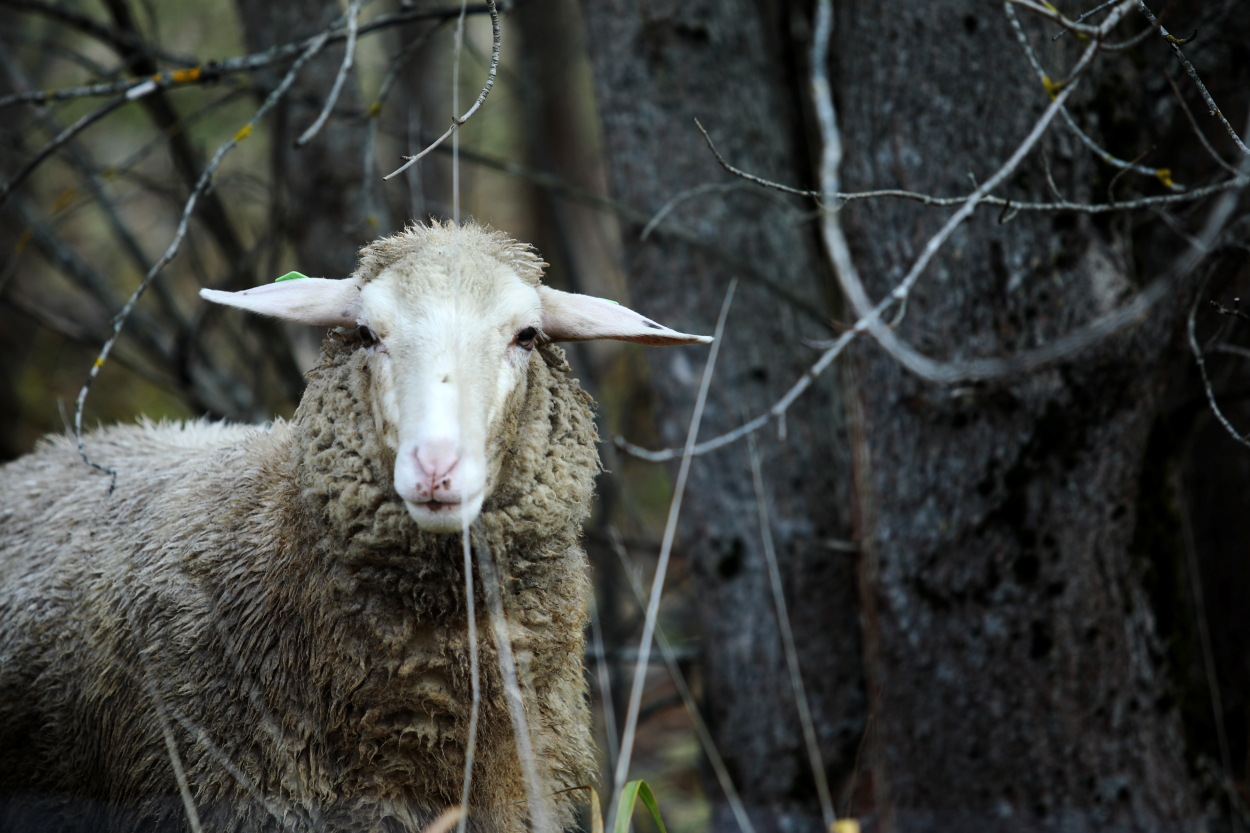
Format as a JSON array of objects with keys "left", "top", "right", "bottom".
[
  {"left": 199, "top": 277, "right": 361, "bottom": 327},
  {"left": 538, "top": 286, "right": 712, "bottom": 346}
]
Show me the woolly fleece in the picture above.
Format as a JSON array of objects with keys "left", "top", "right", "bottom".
[{"left": 0, "top": 228, "right": 601, "bottom": 833}]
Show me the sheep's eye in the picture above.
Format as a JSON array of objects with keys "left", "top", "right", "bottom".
[{"left": 516, "top": 326, "right": 538, "bottom": 350}]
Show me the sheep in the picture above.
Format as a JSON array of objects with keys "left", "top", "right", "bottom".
[{"left": 0, "top": 220, "right": 710, "bottom": 833}]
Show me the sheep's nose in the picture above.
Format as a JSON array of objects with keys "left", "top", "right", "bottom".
[{"left": 415, "top": 440, "right": 460, "bottom": 490}]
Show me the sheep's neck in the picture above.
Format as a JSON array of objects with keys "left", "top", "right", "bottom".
[{"left": 274, "top": 339, "right": 597, "bottom": 806}]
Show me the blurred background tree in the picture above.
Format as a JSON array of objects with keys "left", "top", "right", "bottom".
[{"left": 2, "top": 1, "right": 1249, "bottom": 832}]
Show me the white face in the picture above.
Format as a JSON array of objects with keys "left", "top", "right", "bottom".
[
  {"left": 198, "top": 225, "right": 712, "bottom": 537},
  {"left": 357, "top": 266, "right": 542, "bottom": 532}
]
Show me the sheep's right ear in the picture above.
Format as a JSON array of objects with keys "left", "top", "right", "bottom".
[
  {"left": 199, "top": 277, "right": 361, "bottom": 327},
  {"left": 538, "top": 286, "right": 712, "bottom": 346}
]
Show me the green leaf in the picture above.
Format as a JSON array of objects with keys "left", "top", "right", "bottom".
[
  {"left": 613, "top": 780, "right": 667, "bottom": 833},
  {"left": 275, "top": 271, "right": 308, "bottom": 282}
]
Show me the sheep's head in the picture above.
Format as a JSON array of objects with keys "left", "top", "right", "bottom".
[{"left": 200, "top": 222, "right": 710, "bottom": 533}]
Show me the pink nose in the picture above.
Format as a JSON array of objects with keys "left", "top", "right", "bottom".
[{"left": 414, "top": 440, "right": 460, "bottom": 499}]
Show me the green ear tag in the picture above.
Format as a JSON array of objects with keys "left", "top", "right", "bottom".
[
  {"left": 597, "top": 297, "right": 620, "bottom": 305},
  {"left": 275, "top": 271, "right": 308, "bottom": 282}
]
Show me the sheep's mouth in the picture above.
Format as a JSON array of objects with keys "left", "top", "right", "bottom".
[
  {"left": 403, "top": 489, "right": 485, "bottom": 532},
  {"left": 420, "top": 500, "right": 460, "bottom": 512}
]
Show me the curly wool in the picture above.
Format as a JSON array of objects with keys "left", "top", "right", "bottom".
[{"left": 0, "top": 332, "right": 600, "bottom": 832}]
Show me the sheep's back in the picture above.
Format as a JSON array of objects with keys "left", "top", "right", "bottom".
[{"left": 0, "top": 419, "right": 291, "bottom": 827}]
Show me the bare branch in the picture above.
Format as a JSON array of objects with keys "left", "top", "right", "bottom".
[
  {"left": 1003, "top": 0, "right": 1108, "bottom": 37},
  {"left": 1006, "top": 3, "right": 1181, "bottom": 191},
  {"left": 295, "top": 0, "right": 361, "bottom": 147},
  {"left": 1190, "top": 284, "right": 1250, "bottom": 447},
  {"left": 383, "top": 0, "right": 500, "bottom": 181},
  {"left": 73, "top": 25, "right": 333, "bottom": 476},
  {"left": 1136, "top": 0, "right": 1250, "bottom": 157},
  {"left": 618, "top": 1, "right": 1241, "bottom": 463},
  {"left": 1053, "top": 0, "right": 1119, "bottom": 38},
  {"left": 0, "top": 1, "right": 503, "bottom": 111},
  {"left": 456, "top": 519, "right": 481, "bottom": 833},
  {"left": 608, "top": 529, "right": 757, "bottom": 833},
  {"left": 695, "top": 116, "right": 1241, "bottom": 214},
  {"left": 471, "top": 529, "right": 550, "bottom": 833},
  {"left": 1166, "top": 71, "right": 1242, "bottom": 177},
  {"left": 362, "top": 22, "right": 444, "bottom": 233},
  {"left": 1210, "top": 298, "right": 1250, "bottom": 324},
  {"left": 747, "top": 426, "right": 836, "bottom": 830},
  {"left": 854, "top": 7, "right": 1119, "bottom": 326},
  {"left": 608, "top": 280, "right": 735, "bottom": 832},
  {"left": 119, "top": 588, "right": 204, "bottom": 833}
]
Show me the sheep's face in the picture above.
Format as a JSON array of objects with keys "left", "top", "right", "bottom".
[
  {"left": 356, "top": 260, "right": 541, "bottom": 532},
  {"left": 199, "top": 223, "right": 712, "bottom": 534}
]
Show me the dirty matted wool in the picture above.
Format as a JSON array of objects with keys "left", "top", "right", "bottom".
[{"left": 0, "top": 333, "right": 599, "bottom": 833}]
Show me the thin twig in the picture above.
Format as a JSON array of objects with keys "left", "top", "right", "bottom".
[
  {"left": 1053, "top": 0, "right": 1119, "bottom": 38},
  {"left": 383, "top": 0, "right": 500, "bottom": 181},
  {"left": 1210, "top": 298, "right": 1250, "bottom": 324},
  {"left": 0, "top": 1, "right": 504, "bottom": 111},
  {"left": 1003, "top": 0, "right": 1106, "bottom": 37},
  {"left": 1166, "top": 70, "right": 1241, "bottom": 176},
  {"left": 120, "top": 590, "right": 204, "bottom": 833},
  {"left": 832, "top": 3, "right": 1131, "bottom": 360},
  {"left": 472, "top": 528, "right": 550, "bottom": 833},
  {"left": 72, "top": 25, "right": 332, "bottom": 477},
  {"left": 615, "top": 325, "right": 853, "bottom": 462},
  {"left": 695, "top": 117, "right": 1240, "bottom": 214},
  {"left": 747, "top": 432, "right": 835, "bottom": 830},
  {"left": 608, "top": 279, "right": 735, "bottom": 833},
  {"left": 620, "top": 1, "right": 1232, "bottom": 462},
  {"left": 609, "top": 531, "right": 757, "bottom": 833},
  {"left": 0, "top": 45, "right": 189, "bottom": 325},
  {"left": 1005, "top": 3, "right": 1181, "bottom": 192},
  {"left": 1190, "top": 284, "right": 1250, "bottom": 447},
  {"left": 296, "top": 0, "right": 360, "bottom": 147},
  {"left": 1136, "top": 0, "right": 1250, "bottom": 157},
  {"left": 457, "top": 518, "right": 482, "bottom": 833},
  {"left": 1210, "top": 342, "right": 1250, "bottom": 361},
  {"left": 361, "top": 22, "right": 443, "bottom": 233},
  {"left": 164, "top": 703, "right": 309, "bottom": 833}
]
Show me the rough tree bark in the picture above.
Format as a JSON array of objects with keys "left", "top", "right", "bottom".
[
  {"left": 588, "top": 0, "right": 1250, "bottom": 830},
  {"left": 830, "top": 1, "right": 1248, "bottom": 831},
  {"left": 582, "top": 1, "right": 865, "bottom": 830}
]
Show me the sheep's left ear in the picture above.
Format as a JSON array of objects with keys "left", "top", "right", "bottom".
[
  {"left": 199, "top": 277, "right": 361, "bottom": 327},
  {"left": 538, "top": 286, "right": 712, "bottom": 346}
]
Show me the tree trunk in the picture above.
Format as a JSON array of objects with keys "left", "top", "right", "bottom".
[
  {"left": 582, "top": 2, "right": 865, "bottom": 830},
  {"left": 831, "top": 1, "right": 1246, "bottom": 830},
  {"left": 587, "top": 0, "right": 1250, "bottom": 830}
]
